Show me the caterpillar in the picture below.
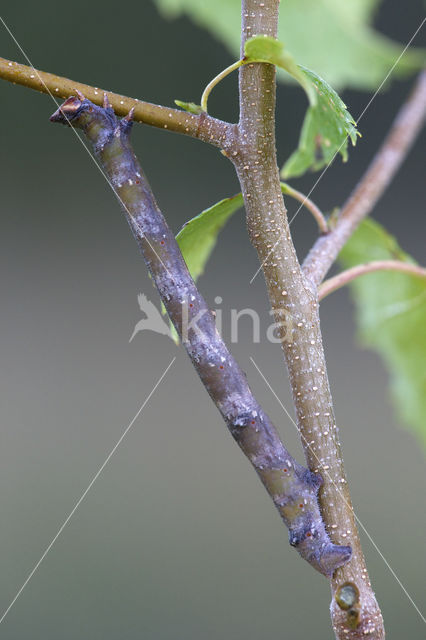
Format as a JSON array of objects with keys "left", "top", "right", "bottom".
[{"left": 50, "top": 95, "right": 352, "bottom": 578}]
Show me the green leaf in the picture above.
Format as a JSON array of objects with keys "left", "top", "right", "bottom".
[
  {"left": 173, "top": 181, "right": 314, "bottom": 288},
  {"left": 164, "top": 181, "right": 324, "bottom": 341},
  {"left": 339, "top": 219, "right": 426, "bottom": 448},
  {"left": 174, "top": 99, "right": 203, "bottom": 114},
  {"left": 176, "top": 193, "right": 244, "bottom": 281},
  {"left": 175, "top": 183, "right": 300, "bottom": 284},
  {"left": 281, "top": 67, "right": 360, "bottom": 179},
  {"left": 153, "top": 0, "right": 425, "bottom": 91},
  {"left": 244, "top": 36, "right": 317, "bottom": 106},
  {"left": 162, "top": 193, "right": 245, "bottom": 343}
]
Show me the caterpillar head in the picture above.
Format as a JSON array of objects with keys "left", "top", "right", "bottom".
[
  {"left": 50, "top": 94, "right": 117, "bottom": 131},
  {"left": 50, "top": 95, "right": 134, "bottom": 155}
]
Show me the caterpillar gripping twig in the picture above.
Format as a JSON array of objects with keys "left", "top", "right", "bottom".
[{"left": 50, "top": 95, "right": 352, "bottom": 578}]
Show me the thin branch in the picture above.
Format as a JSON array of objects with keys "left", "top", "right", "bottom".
[
  {"left": 303, "top": 70, "right": 426, "bottom": 287},
  {"left": 281, "top": 183, "right": 328, "bottom": 234},
  {"left": 0, "top": 56, "right": 234, "bottom": 148},
  {"left": 232, "top": 2, "right": 384, "bottom": 638},
  {"left": 50, "top": 94, "right": 352, "bottom": 578},
  {"left": 319, "top": 260, "right": 426, "bottom": 301}
]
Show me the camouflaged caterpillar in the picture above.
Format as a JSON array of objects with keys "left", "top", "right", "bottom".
[{"left": 50, "top": 94, "right": 352, "bottom": 578}]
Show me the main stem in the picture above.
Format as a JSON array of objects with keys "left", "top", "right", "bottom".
[{"left": 232, "top": 2, "right": 384, "bottom": 638}]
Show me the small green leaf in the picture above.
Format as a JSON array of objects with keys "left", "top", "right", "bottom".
[
  {"left": 175, "top": 183, "right": 296, "bottom": 283},
  {"left": 339, "top": 219, "right": 426, "bottom": 448},
  {"left": 282, "top": 67, "right": 360, "bottom": 179},
  {"left": 244, "top": 36, "right": 317, "bottom": 106},
  {"left": 177, "top": 193, "right": 244, "bottom": 281},
  {"left": 174, "top": 99, "right": 203, "bottom": 114},
  {"left": 163, "top": 182, "right": 325, "bottom": 341},
  {"left": 174, "top": 182, "right": 310, "bottom": 286}
]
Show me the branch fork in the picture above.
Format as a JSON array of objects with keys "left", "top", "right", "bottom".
[{"left": 2, "top": 6, "right": 425, "bottom": 638}]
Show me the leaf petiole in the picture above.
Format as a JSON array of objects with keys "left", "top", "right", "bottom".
[{"left": 200, "top": 59, "right": 244, "bottom": 113}]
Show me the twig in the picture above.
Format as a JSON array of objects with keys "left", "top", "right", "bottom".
[
  {"left": 231, "top": 2, "right": 384, "bottom": 638},
  {"left": 0, "top": 56, "right": 234, "bottom": 148},
  {"left": 319, "top": 260, "right": 426, "bottom": 301},
  {"left": 303, "top": 70, "right": 426, "bottom": 287},
  {"left": 281, "top": 183, "right": 328, "bottom": 234},
  {"left": 50, "top": 94, "right": 352, "bottom": 578}
]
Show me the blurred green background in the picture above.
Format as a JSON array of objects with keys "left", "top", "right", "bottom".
[{"left": 0, "top": 1, "right": 425, "bottom": 638}]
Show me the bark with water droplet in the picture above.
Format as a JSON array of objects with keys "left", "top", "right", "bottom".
[{"left": 233, "top": 2, "right": 385, "bottom": 638}]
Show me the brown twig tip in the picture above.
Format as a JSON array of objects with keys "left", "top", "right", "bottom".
[
  {"left": 103, "top": 93, "right": 111, "bottom": 110},
  {"left": 74, "top": 88, "right": 86, "bottom": 101},
  {"left": 119, "top": 107, "right": 135, "bottom": 135},
  {"left": 124, "top": 106, "right": 135, "bottom": 121}
]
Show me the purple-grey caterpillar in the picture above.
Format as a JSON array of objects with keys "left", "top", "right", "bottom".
[{"left": 50, "top": 95, "right": 352, "bottom": 578}]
